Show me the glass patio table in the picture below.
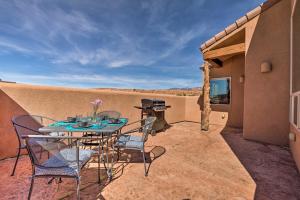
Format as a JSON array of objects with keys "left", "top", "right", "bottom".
[{"left": 39, "top": 117, "right": 128, "bottom": 180}]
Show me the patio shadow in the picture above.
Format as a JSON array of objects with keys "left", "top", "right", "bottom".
[{"left": 220, "top": 127, "right": 300, "bottom": 200}]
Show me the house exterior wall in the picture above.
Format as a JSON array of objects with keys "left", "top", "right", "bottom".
[
  {"left": 290, "top": 0, "right": 300, "bottom": 172},
  {"left": 292, "top": 0, "right": 300, "bottom": 92},
  {"left": 210, "top": 55, "right": 245, "bottom": 128},
  {"left": 243, "top": 0, "right": 291, "bottom": 145}
]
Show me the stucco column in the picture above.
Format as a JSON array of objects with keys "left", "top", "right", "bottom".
[{"left": 201, "top": 61, "right": 211, "bottom": 131}]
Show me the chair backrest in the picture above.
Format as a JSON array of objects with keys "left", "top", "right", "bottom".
[
  {"left": 141, "top": 117, "right": 156, "bottom": 142},
  {"left": 10, "top": 115, "right": 67, "bottom": 168},
  {"left": 97, "top": 111, "right": 121, "bottom": 119},
  {"left": 25, "top": 135, "right": 68, "bottom": 168},
  {"left": 11, "top": 115, "right": 56, "bottom": 147},
  {"left": 30, "top": 115, "right": 57, "bottom": 127}
]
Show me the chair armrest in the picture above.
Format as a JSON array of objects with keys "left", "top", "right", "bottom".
[
  {"left": 41, "top": 116, "right": 58, "bottom": 123},
  {"left": 120, "top": 127, "right": 140, "bottom": 135},
  {"left": 123, "top": 119, "right": 141, "bottom": 127},
  {"left": 116, "top": 120, "right": 142, "bottom": 136}
]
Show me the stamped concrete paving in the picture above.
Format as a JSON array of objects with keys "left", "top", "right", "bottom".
[{"left": 0, "top": 123, "right": 257, "bottom": 199}]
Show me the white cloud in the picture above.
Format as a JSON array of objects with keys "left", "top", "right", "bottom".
[
  {"left": 0, "top": 39, "right": 32, "bottom": 53},
  {"left": 109, "top": 60, "right": 132, "bottom": 68}
]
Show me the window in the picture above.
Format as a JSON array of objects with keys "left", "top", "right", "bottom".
[{"left": 210, "top": 77, "right": 231, "bottom": 104}]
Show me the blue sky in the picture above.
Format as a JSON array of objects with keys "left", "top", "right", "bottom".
[{"left": 0, "top": 0, "right": 264, "bottom": 89}]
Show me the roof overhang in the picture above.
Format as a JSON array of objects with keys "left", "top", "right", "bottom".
[
  {"left": 203, "top": 28, "right": 246, "bottom": 67},
  {"left": 199, "top": 0, "right": 282, "bottom": 53}
]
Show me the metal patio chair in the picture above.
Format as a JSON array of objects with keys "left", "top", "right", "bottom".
[
  {"left": 113, "top": 117, "right": 156, "bottom": 176},
  {"left": 22, "top": 134, "right": 98, "bottom": 200},
  {"left": 11, "top": 115, "right": 64, "bottom": 176}
]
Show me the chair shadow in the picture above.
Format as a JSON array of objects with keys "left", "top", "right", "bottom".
[
  {"left": 56, "top": 158, "right": 130, "bottom": 200},
  {"left": 56, "top": 146, "right": 166, "bottom": 199},
  {"left": 54, "top": 167, "right": 106, "bottom": 200},
  {"left": 115, "top": 146, "right": 166, "bottom": 175}
]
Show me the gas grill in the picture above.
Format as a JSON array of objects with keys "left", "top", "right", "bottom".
[{"left": 135, "top": 99, "right": 171, "bottom": 132}]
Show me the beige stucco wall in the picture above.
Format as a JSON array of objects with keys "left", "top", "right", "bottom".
[
  {"left": 210, "top": 55, "right": 245, "bottom": 128},
  {"left": 243, "top": 0, "right": 291, "bottom": 145},
  {"left": 185, "top": 95, "right": 229, "bottom": 126},
  {"left": 0, "top": 83, "right": 193, "bottom": 159},
  {"left": 184, "top": 96, "right": 201, "bottom": 122}
]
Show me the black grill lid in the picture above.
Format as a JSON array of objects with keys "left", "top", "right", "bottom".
[
  {"left": 142, "top": 99, "right": 165, "bottom": 103},
  {"left": 141, "top": 99, "right": 165, "bottom": 104}
]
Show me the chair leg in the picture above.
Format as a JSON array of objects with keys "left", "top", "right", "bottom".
[
  {"left": 142, "top": 149, "right": 148, "bottom": 176},
  {"left": 76, "top": 177, "right": 80, "bottom": 200},
  {"left": 117, "top": 147, "right": 120, "bottom": 161},
  {"left": 11, "top": 147, "right": 21, "bottom": 176},
  {"left": 47, "top": 177, "right": 55, "bottom": 184},
  {"left": 97, "top": 144, "right": 101, "bottom": 184},
  {"left": 28, "top": 176, "right": 35, "bottom": 200}
]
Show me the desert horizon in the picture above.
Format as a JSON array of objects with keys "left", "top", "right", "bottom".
[{"left": 95, "top": 87, "right": 202, "bottom": 96}]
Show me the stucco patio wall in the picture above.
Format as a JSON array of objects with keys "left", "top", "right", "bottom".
[
  {"left": 183, "top": 95, "right": 228, "bottom": 125},
  {"left": 0, "top": 83, "right": 206, "bottom": 159}
]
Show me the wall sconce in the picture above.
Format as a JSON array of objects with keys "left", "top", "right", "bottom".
[
  {"left": 289, "top": 132, "right": 296, "bottom": 142},
  {"left": 239, "top": 75, "right": 245, "bottom": 83},
  {"left": 261, "top": 62, "right": 272, "bottom": 73}
]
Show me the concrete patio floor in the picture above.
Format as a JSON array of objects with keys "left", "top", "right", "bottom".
[{"left": 0, "top": 122, "right": 299, "bottom": 199}]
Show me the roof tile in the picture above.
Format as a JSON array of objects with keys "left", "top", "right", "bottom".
[
  {"left": 262, "top": 0, "right": 281, "bottom": 11},
  {"left": 246, "top": 6, "right": 262, "bottom": 20},
  {"left": 214, "top": 30, "right": 227, "bottom": 41},
  {"left": 225, "top": 23, "right": 238, "bottom": 34},
  {"left": 236, "top": 16, "right": 248, "bottom": 27},
  {"left": 205, "top": 37, "right": 217, "bottom": 47}
]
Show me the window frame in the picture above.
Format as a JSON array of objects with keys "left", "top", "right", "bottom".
[
  {"left": 209, "top": 77, "right": 232, "bottom": 105},
  {"left": 291, "top": 91, "right": 300, "bottom": 129}
]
